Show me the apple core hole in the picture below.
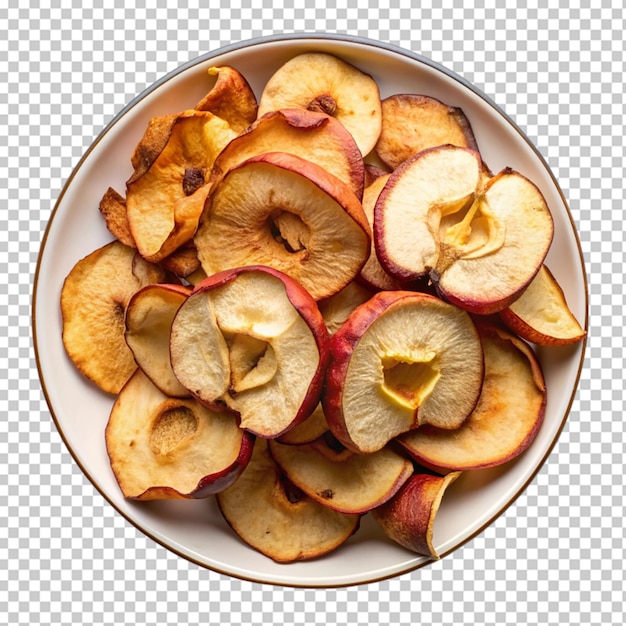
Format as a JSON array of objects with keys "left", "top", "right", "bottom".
[
  {"left": 439, "top": 194, "right": 505, "bottom": 260},
  {"left": 381, "top": 354, "right": 441, "bottom": 410},
  {"left": 228, "top": 333, "right": 277, "bottom": 393},
  {"left": 268, "top": 210, "right": 310, "bottom": 254},
  {"left": 150, "top": 404, "right": 198, "bottom": 456}
]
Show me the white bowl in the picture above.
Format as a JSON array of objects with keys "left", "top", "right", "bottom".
[{"left": 33, "top": 33, "right": 588, "bottom": 587}]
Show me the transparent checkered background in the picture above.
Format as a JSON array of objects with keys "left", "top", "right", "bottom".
[{"left": 1, "top": 1, "right": 622, "bottom": 624}]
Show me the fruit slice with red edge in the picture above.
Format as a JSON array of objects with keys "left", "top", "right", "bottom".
[
  {"left": 105, "top": 370, "right": 254, "bottom": 500},
  {"left": 371, "top": 471, "right": 462, "bottom": 559},
  {"left": 124, "top": 282, "right": 192, "bottom": 397},
  {"left": 499, "top": 264, "right": 587, "bottom": 346},
  {"left": 275, "top": 402, "right": 329, "bottom": 445},
  {"left": 194, "top": 151, "right": 371, "bottom": 300},
  {"left": 323, "top": 290, "right": 484, "bottom": 454},
  {"left": 374, "top": 144, "right": 554, "bottom": 314},
  {"left": 268, "top": 433, "right": 414, "bottom": 514},
  {"left": 169, "top": 265, "right": 329, "bottom": 439},
  {"left": 397, "top": 321, "right": 546, "bottom": 472},
  {"left": 216, "top": 438, "right": 360, "bottom": 563},
  {"left": 375, "top": 93, "right": 478, "bottom": 170},
  {"left": 358, "top": 173, "right": 403, "bottom": 291},
  {"left": 257, "top": 52, "right": 382, "bottom": 157},
  {"left": 209, "top": 108, "right": 365, "bottom": 200}
]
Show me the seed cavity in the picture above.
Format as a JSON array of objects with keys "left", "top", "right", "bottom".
[
  {"left": 268, "top": 210, "right": 309, "bottom": 254},
  {"left": 150, "top": 403, "right": 198, "bottom": 456}
]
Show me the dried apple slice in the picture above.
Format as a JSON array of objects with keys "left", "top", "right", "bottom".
[
  {"left": 194, "top": 65, "right": 258, "bottom": 133},
  {"left": 159, "top": 241, "right": 201, "bottom": 280},
  {"left": 499, "top": 264, "right": 587, "bottom": 345},
  {"left": 209, "top": 108, "right": 365, "bottom": 199},
  {"left": 268, "top": 434, "right": 413, "bottom": 514},
  {"left": 124, "top": 282, "right": 191, "bottom": 397},
  {"left": 129, "top": 113, "right": 177, "bottom": 180},
  {"left": 99, "top": 187, "right": 135, "bottom": 248},
  {"left": 105, "top": 370, "right": 254, "bottom": 500},
  {"left": 323, "top": 290, "right": 484, "bottom": 454},
  {"left": 216, "top": 438, "right": 360, "bottom": 563},
  {"left": 170, "top": 265, "right": 329, "bottom": 438},
  {"left": 61, "top": 240, "right": 167, "bottom": 395},
  {"left": 194, "top": 151, "right": 371, "bottom": 300},
  {"left": 375, "top": 94, "right": 478, "bottom": 170},
  {"left": 358, "top": 173, "right": 403, "bottom": 291},
  {"left": 398, "top": 321, "right": 546, "bottom": 471},
  {"left": 371, "top": 471, "right": 462, "bottom": 559},
  {"left": 257, "top": 52, "right": 382, "bottom": 156},
  {"left": 125, "top": 109, "right": 237, "bottom": 262},
  {"left": 375, "top": 145, "right": 554, "bottom": 314}
]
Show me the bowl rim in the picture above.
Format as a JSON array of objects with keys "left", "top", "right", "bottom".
[{"left": 32, "top": 31, "right": 589, "bottom": 588}]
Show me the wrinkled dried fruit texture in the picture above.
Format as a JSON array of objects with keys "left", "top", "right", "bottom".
[
  {"left": 159, "top": 241, "right": 201, "bottom": 279},
  {"left": 375, "top": 94, "right": 478, "bottom": 170},
  {"left": 317, "top": 280, "right": 374, "bottom": 336},
  {"left": 436, "top": 169, "right": 554, "bottom": 313},
  {"left": 268, "top": 437, "right": 414, "bottom": 514},
  {"left": 209, "top": 108, "right": 365, "bottom": 200},
  {"left": 325, "top": 292, "right": 484, "bottom": 454},
  {"left": 105, "top": 370, "right": 250, "bottom": 500},
  {"left": 371, "top": 471, "right": 461, "bottom": 558},
  {"left": 195, "top": 65, "right": 258, "bottom": 133},
  {"left": 375, "top": 146, "right": 484, "bottom": 282},
  {"left": 257, "top": 52, "right": 382, "bottom": 156},
  {"left": 358, "top": 173, "right": 403, "bottom": 291},
  {"left": 60, "top": 240, "right": 167, "bottom": 394},
  {"left": 399, "top": 324, "right": 546, "bottom": 471},
  {"left": 195, "top": 154, "right": 371, "bottom": 300},
  {"left": 126, "top": 110, "right": 237, "bottom": 262},
  {"left": 169, "top": 268, "right": 326, "bottom": 438},
  {"left": 375, "top": 145, "right": 553, "bottom": 313},
  {"left": 98, "top": 187, "right": 135, "bottom": 248},
  {"left": 216, "top": 439, "right": 360, "bottom": 563}
]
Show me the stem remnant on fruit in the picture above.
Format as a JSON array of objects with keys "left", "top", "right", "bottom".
[
  {"left": 438, "top": 192, "right": 506, "bottom": 272},
  {"left": 307, "top": 93, "right": 338, "bottom": 117}
]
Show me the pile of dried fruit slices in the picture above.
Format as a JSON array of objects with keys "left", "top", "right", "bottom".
[{"left": 60, "top": 52, "right": 586, "bottom": 563}]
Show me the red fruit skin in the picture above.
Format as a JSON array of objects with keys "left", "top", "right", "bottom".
[
  {"left": 434, "top": 276, "right": 536, "bottom": 316},
  {"left": 371, "top": 472, "right": 460, "bottom": 558},
  {"left": 129, "top": 427, "right": 256, "bottom": 501},
  {"left": 397, "top": 319, "right": 547, "bottom": 472},
  {"left": 323, "top": 290, "right": 441, "bottom": 452},
  {"left": 190, "top": 265, "right": 331, "bottom": 438},
  {"left": 373, "top": 146, "right": 483, "bottom": 284}
]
